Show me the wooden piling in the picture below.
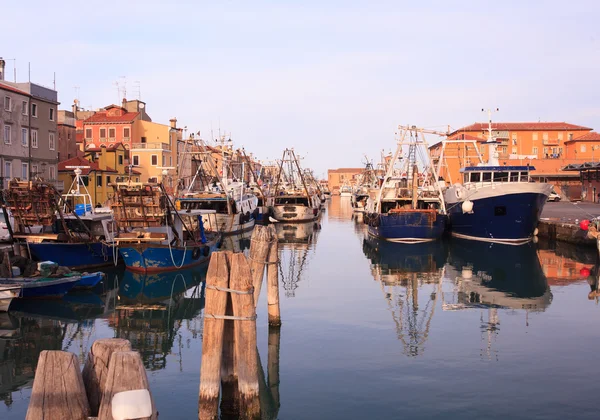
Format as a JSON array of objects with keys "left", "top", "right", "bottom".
[
  {"left": 266, "top": 229, "right": 281, "bottom": 327},
  {"left": 26, "top": 350, "right": 90, "bottom": 420},
  {"left": 267, "top": 326, "right": 281, "bottom": 412},
  {"left": 229, "top": 253, "right": 261, "bottom": 419},
  {"left": 97, "top": 351, "right": 157, "bottom": 420},
  {"left": 248, "top": 225, "right": 272, "bottom": 305},
  {"left": 82, "top": 338, "right": 132, "bottom": 416},
  {"left": 198, "top": 251, "right": 231, "bottom": 420},
  {"left": 220, "top": 299, "right": 240, "bottom": 419}
]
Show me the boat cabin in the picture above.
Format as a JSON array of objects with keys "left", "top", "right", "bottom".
[
  {"left": 274, "top": 196, "right": 311, "bottom": 206},
  {"left": 461, "top": 166, "right": 534, "bottom": 184}
]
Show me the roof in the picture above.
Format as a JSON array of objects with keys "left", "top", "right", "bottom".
[
  {"left": 563, "top": 162, "right": 600, "bottom": 171},
  {"left": 0, "top": 82, "right": 31, "bottom": 97},
  {"left": 460, "top": 165, "right": 536, "bottom": 172},
  {"left": 328, "top": 168, "right": 364, "bottom": 174},
  {"left": 449, "top": 133, "right": 486, "bottom": 141},
  {"left": 84, "top": 111, "right": 139, "bottom": 124},
  {"left": 566, "top": 132, "right": 600, "bottom": 143},
  {"left": 58, "top": 156, "right": 118, "bottom": 174},
  {"left": 450, "top": 122, "right": 592, "bottom": 135}
]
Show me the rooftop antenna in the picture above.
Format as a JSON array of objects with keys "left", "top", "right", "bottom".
[
  {"left": 113, "top": 80, "right": 120, "bottom": 104},
  {"left": 119, "top": 76, "right": 127, "bottom": 100},
  {"left": 133, "top": 81, "right": 141, "bottom": 100},
  {"left": 74, "top": 86, "right": 81, "bottom": 103},
  {"left": 5, "top": 58, "right": 16, "bottom": 82}
]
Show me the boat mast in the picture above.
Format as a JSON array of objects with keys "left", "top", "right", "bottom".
[
  {"left": 375, "top": 129, "right": 406, "bottom": 212},
  {"left": 484, "top": 108, "right": 500, "bottom": 166}
]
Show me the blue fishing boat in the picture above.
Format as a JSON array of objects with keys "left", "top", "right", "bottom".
[
  {"left": 73, "top": 271, "right": 105, "bottom": 290},
  {"left": 441, "top": 112, "right": 552, "bottom": 245},
  {"left": 0, "top": 275, "right": 80, "bottom": 300},
  {"left": 113, "top": 182, "right": 222, "bottom": 273},
  {"left": 366, "top": 126, "right": 448, "bottom": 243}
]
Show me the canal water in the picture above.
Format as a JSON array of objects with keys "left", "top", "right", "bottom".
[{"left": 1, "top": 197, "right": 600, "bottom": 419}]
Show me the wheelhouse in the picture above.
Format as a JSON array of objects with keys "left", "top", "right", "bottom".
[{"left": 461, "top": 166, "right": 535, "bottom": 184}]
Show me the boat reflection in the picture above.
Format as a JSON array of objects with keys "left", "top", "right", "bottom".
[
  {"left": 221, "top": 230, "right": 252, "bottom": 254},
  {"left": 275, "top": 222, "right": 321, "bottom": 298},
  {"left": 108, "top": 265, "right": 207, "bottom": 370},
  {"left": 363, "top": 236, "right": 448, "bottom": 356}
]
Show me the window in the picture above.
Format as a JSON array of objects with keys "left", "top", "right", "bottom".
[
  {"left": 49, "top": 133, "right": 55, "bottom": 150},
  {"left": 532, "top": 132, "right": 538, "bottom": 141},
  {"left": 132, "top": 155, "right": 139, "bottom": 166},
  {"left": 118, "top": 155, "right": 123, "bottom": 165},
  {"left": 32, "top": 165, "right": 38, "bottom": 176},
  {"left": 542, "top": 132, "right": 548, "bottom": 141},
  {"left": 519, "top": 172, "right": 528, "bottom": 182},
  {"left": 482, "top": 172, "right": 492, "bottom": 182},
  {"left": 511, "top": 133, "right": 517, "bottom": 145},
  {"left": 108, "top": 128, "right": 116, "bottom": 139},
  {"left": 4, "top": 124, "right": 11, "bottom": 144},
  {"left": 533, "top": 147, "right": 538, "bottom": 155},
  {"left": 557, "top": 132, "right": 563, "bottom": 142},
  {"left": 4, "top": 96, "right": 11, "bottom": 111},
  {"left": 169, "top": 156, "right": 172, "bottom": 166},
  {"left": 106, "top": 176, "right": 111, "bottom": 185},
  {"left": 581, "top": 145, "right": 587, "bottom": 153},
  {"left": 99, "top": 128, "right": 107, "bottom": 139},
  {"left": 511, "top": 147, "right": 517, "bottom": 154},
  {"left": 162, "top": 155, "right": 166, "bottom": 166},
  {"left": 49, "top": 108, "right": 55, "bottom": 121},
  {"left": 31, "top": 103, "right": 38, "bottom": 117},
  {"left": 494, "top": 172, "right": 509, "bottom": 182},
  {"left": 510, "top": 172, "right": 519, "bottom": 182},
  {"left": 151, "top": 155, "right": 158, "bottom": 166},
  {"left": 4, "top": 161, "right": 12, "bottom": 179},
  {"left": 85, "top": 128, "right": 92, "bottom": 139},
  {"left": 32, "top": 130, "right": 38, "bottom": 148},
  {"left": 21, "top": 163, "right": 28, "bottom": 180},
  {"left": 141, "top": 136, "right": 147, "bottom": 143},
  {"left": 22, "top": 101, "right": 28, "bottom": 115},
  {"left": 21, "top": 128, "right": 28, "bottom": 146},
  {"left": 568, "top": 133, "right": 573, "bottom": 141},
  {"left": 123, "top": 127, "right": 130, "bottom": 139},
  {"left": 49, "top": 166, "right": 56, "bottom": 180},
  {"left": 97, "top": 175, "right": 102, "bottom": 187},
  {"left": 501, "top": 146, "right": 507, "bottom": 154},
  {"left": 470, "top": 172, "right": 481, "bottom": 182}
]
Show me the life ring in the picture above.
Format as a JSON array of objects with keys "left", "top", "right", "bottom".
[
  {"left": 455, "top": 185, "right": 466, "bottom": 200},
  {"left": 202, "top": 246, "right": 210, "bottom": 257},
  {"left": 192, "top": 247, "right": 202, "bottom": 260}
]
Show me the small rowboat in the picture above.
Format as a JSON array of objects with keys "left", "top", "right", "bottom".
[{"left": 0, "top": 275, "right": 81, "bottom": 304}]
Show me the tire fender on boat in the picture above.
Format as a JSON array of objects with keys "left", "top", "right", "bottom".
[
  {"left": 192, "top": 247, "right": 202, "bottom": 260},
  {"left": 202, "top": 245, "right": 210, "bottom": 257}
]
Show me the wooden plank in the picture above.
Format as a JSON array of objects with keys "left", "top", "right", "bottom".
[
  {"left": 26, "top": 350, "right": 90, "bottom": 420},
  {"left": 198, "top": 251, "right": 231, "bottom": 420},
  {"left": 97, "top": 351, "right": 157, "bottom": 420},
  {"left": 82, "top": 338, "right": 132, "bottom": 416},
  {"left": 229, "top": 253, "right": 260, "bottom": 419}
]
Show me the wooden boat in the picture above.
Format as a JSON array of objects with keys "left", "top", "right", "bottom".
[
  {"left": 0, "top": 285, "right": 21, "bottom": 312},
  {"left": 0, "top": 275, "right": 81, "bottom": 306},
  {"left": 366, "top": 126, "right": 447, "bottom": 243},
  {"left": 112, "top": 182, "right": 222, "bottom": 273},
  {"left": 73, "top": 271, "right": 105, "bottom": 290}
]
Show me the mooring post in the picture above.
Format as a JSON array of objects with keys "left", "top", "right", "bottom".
[
  {"left": 220, "top": 298, "right": 240, "bottom": 418},
  {"left": 26, "top": 350, "right": 90, "bottom": 420},
  {"left": 198, "top": 251, "right": 231, "bottom": 420},
  {"left": 82, "top": 338, "right": 132, "bottom": 416},
  {"left": 230, "top": 253, "right": 261, "bottom": 419},
  {"left": 248, "top": 225, "right": 272, "bottom": 305},
  {"left": 266, "top": 226, "right": 281, "bottom": 327}
]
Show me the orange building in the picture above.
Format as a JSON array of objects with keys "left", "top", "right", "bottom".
[
  {"left": 327, "top": 168, "right": 363, "bottom": 193},
  {"left": 430, "top": 122, "right": 598, "bottom": 200}
]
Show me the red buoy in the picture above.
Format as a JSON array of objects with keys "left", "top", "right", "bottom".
[
  {"left": 580, "top": 219, "right": 590, "bottom": 231},
  {"left": 580, "top": 267, "right": 591, "bottom": 277}
]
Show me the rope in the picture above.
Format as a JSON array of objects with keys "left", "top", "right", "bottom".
[
  {"left": 165, "top": 211, "right": 186, "bottom": 269},
  {"left": 247, "top": 255, "right": 279, "bottom": 265},
  {"left": 205, "top": 313, "right": 257, "bottom": 321},
  {"left": 206, "top": 284, "right": 254, "bottom": 295}
]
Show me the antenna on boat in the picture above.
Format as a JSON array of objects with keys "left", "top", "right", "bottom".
[
  {"left": 482, "top": 108, "right": 500, "bottom": 166},
  {"left": 64, "top": 166, "right": 94, "bottom": 214}
]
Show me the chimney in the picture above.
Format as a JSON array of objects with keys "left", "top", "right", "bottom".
[
  {"left": 122, "top": 97, "right": 127, "bottom": 108},
  {"left": 0, "top": 57, "right": 5, "bottom": 81},
  {"left": 170, "top": 118, "right": 177, "bottom": 129}
]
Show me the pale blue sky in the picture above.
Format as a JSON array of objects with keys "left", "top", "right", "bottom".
[{"left": 3, "top": 0, "right": 599, "bottom": 175}]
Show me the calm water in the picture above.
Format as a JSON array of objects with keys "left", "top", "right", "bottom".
[{"left": 2, "top": 197, "right": 600, "bottom": 419}]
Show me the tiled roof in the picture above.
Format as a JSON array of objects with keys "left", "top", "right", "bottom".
[
  {"left": 450, "top": 122, "right": 592, "bottom": 135},
  {"left": 84, "top": 111, "right": 139, "bottom": 123},
  {"left": 0, "top": 82, "right": 31, "bottom": 97},
  {"left": 567, "top": 132, "right": 600, "bottom": 142},
  {"left": 449, "top": 133, "right": 486, "bottom": 141},
  {"left": 58, "top": 156, "right": 117, "bottom": 174}
]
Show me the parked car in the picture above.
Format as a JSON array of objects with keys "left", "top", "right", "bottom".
[
  {"left": 547, "top": 191, "right": 561, "bottom": 202},
  {"left": 0, "top": 211, "right": 43, "bottom": 242}
]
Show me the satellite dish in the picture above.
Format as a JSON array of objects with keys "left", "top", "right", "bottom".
[{"left": 139, "top": 103, "right": 145, "bottom": 109}]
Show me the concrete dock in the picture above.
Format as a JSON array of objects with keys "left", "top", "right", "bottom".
[{"left": 538, "top": 201, "right": 600, "bottom": 247}]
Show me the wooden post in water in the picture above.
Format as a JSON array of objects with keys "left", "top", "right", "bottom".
[
  {"left": 267, "top": 326, "right": 281, "bottom": 413},
  {"left": 82, "top": 338, "right": 132, "bottom": 416},
  {"left": 97, "top": 350, "right": 157, "bottom": 420},
  {"left": 248, "top": 225, "right": 272, "bottom": 305},
  {"left": 220, "top": 298, "right": 240, "bottom": 418},
  {"left": 26, "top": 350, "right": 90, "bottom": 420},
  {"left": 267, "top": 226, "right": 281, "bottom": 327},
  {"left": 229, "top": 253, "right": 261, "bottom": 419},
  {"left": 198, "top": 251, "right": 231, "bottom": 420}
]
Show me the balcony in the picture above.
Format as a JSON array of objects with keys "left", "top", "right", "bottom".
[
  {"left": 542, "top": 139, "right": 560, "bottom": 145},
  {"left": 131, "top": 142, "right": 171, "bottom": 151}
]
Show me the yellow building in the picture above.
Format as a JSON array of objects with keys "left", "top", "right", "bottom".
[
  {"left": 129, "top": 119, "right": 179, "bottom": 189},
  {"left": 58, "top": 143, "right": 140, "bottom": 206}
]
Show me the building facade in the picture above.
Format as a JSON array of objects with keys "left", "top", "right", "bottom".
[
  {"left": 327, "top": 168, "right": 363, "bottom": 193},
  {"left": 57, "top": 110, "right": 79, "bottom": 161}
]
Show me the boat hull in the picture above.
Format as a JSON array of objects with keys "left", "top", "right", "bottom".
[
  {"left": 0, "top": 289, "right": 19, "bottom": 311},
  {"left": 203, "top": 213, "right": 256, "bottom": 236},
  {"left": 27, "top": 242, "right": 119, "bottom": 269},
  {"left": 118, "top": 241, "right": 219, "bottom": 273},
  {"left": 73, "top": 272, "right": 105, "bottom": 290},
  {"left": 0, "top": 277, "right": 80, "bottom": 300},
  {"left": 446, "top": 191, "right": 548, "bottom": 244},
  {"left": 272, "top": 205, "right": 319, "bottom": 223},
  {"left": 367, "top": 211, "right": 447, "bottom": 243}
]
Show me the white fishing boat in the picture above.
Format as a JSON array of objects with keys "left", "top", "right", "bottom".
[{"left": 0, "top": 285, "right": 21, "bottom": 312}]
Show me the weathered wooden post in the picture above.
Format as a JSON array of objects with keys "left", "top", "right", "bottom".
[
  {"left": 220, "top": 299, "right": 239, "bottom": 418},
  {"left": 82, "top": 338, "right": 132, "bottom": 416},
  {"left": 248, "top": 225, "right": 272, "bottom": 305},
  {"left": 26, "top": 350, "right": 90, "bottom": 420},
  {"left": 198, "top": 251, "right": 231, "bottom": 420},
  {"left": 97, "top": 351, "right": 157, "bottom": 420},
  {"left": 229, "top": 253, "right": 261, "bottom": 419},
  {"left": 266, "top": 226, "right": 281, "bottom": 327}
]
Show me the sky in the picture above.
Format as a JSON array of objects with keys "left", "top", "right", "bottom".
[{"left": 3, "top": 0, "right": 600, "bottom": 176}]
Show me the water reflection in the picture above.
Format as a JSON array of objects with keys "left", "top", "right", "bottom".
[
  {"left": 275, "top": 222, "right": 321, "bottom": 298},
  {"left": 109, "top": 266, "right": 207, "bottom": 370},
  {"left": 363, "top": 237, "right": 448, "bottom": 356}
]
